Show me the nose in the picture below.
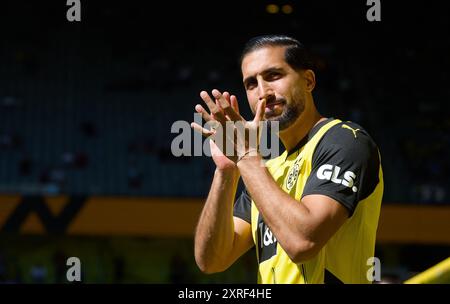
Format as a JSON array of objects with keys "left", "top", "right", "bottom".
[{"left": 257, "top": 79, "right": 274, "bottom": 101}]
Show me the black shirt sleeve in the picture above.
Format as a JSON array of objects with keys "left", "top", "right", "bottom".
[
  {"left": 233, "top": 188, "right": 252, "bottom": 224},
  {"left": 301, "top": 121, "right": 380, "bottom": 217}
]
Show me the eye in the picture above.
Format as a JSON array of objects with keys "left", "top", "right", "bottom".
[
  {"left": 267, "top": 72, "right": 282, "bottom": 81},
  {"left": 246, "top": 79, "right": 257, "bottom": 90}
]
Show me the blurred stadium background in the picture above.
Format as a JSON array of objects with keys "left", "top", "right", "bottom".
[{"left": 0, "top": 0, "right": 449, "bottom": 283}]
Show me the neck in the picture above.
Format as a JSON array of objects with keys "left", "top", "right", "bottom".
[{"left": 278, "top": 102, "right": 324, "bottom": 152}]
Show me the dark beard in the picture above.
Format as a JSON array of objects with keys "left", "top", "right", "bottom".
[{"left": 268, "top": 100, "right": 304, "bottom": 130}]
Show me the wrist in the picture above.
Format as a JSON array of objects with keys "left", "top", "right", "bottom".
[
  {"left": 236, "top": 151, "right": 262, "bottom": 168},
  {"left": 215, "top": 167, "right": 240, "bottom": 179},
  {"left": 236, "top": 149, "right": 258, "bottom": 163}
]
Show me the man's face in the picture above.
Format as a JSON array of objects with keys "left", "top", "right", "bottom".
[{"left": 241, "top": 46, "right": 310, "bottom": 130}]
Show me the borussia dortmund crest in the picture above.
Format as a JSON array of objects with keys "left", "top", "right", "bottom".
[{"left": 286, "top": 154, "right": 304, "bottom": 191}]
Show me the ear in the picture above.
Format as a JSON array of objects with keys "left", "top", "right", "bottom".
[{"left": 303, "top": 69, "right": 316, "bottom": 92}]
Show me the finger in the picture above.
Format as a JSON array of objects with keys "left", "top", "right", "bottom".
[
  {"left": 223, "top": 91, "right": 240, "bottom": 116},
  {"left": 222, "top": 94, "right": 232, "bottom": 121},
  {"left": 195, "top": 104, "right": 212, "bottom": 122},
  {"left": 254, "top": 98, "right": 266, "bottom": 123},
  {"left": 212, "top": 99, "right": 223, "bottom": 121},
  {"left": 222, "top": 92, "right": 232, "bottom": 120},
  {"left": 206, "top": 119, "right": 221, "bottom": 131},
  {"left": 191, "top": 122, "right": 214, "bottom": 138},
  {"left": 217, "top": 98, "right": 237, "bottom": 122},
  {"left": 212, "top": 89, "right": 233, "bottom": 113},
  {"left": 223, "top": 91, "right": 231, "bottom": 104},
  {"left": 212, "top": 89, "right": 241, "bottom": 121},
  {"left": 200, "top": 91, "right": 226, "bottom": 123},
  {"left": 230, "top": 95, "right": 240, "bottom": 114}
]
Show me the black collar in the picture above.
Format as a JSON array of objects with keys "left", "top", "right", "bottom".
[{"left": 286, "top": 117, "right": 334, "bottom": 156}]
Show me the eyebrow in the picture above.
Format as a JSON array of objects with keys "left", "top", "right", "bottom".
[{"left": 243, "top": 67, "right": 285, "bottom": 87}]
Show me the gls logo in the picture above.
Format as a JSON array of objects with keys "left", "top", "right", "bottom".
[{"left": 317, "top": 164, "right": 358, "bottom": 193}]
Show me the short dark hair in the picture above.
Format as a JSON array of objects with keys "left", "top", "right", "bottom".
[{"left": 240, "top": 35, "right": 314, "bottom": 71}]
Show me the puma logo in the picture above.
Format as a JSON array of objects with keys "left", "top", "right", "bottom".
[{"left": 342, "top": 124, "right": 360, "bottom": 138}]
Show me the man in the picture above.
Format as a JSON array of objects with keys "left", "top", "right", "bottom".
[{"left": 191, "top": 35, "right": 383, "bottom": 284}]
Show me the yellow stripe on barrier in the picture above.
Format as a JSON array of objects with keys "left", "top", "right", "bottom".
[{"left": 404, "top": 257, "right": 450, "bottom": 284}]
